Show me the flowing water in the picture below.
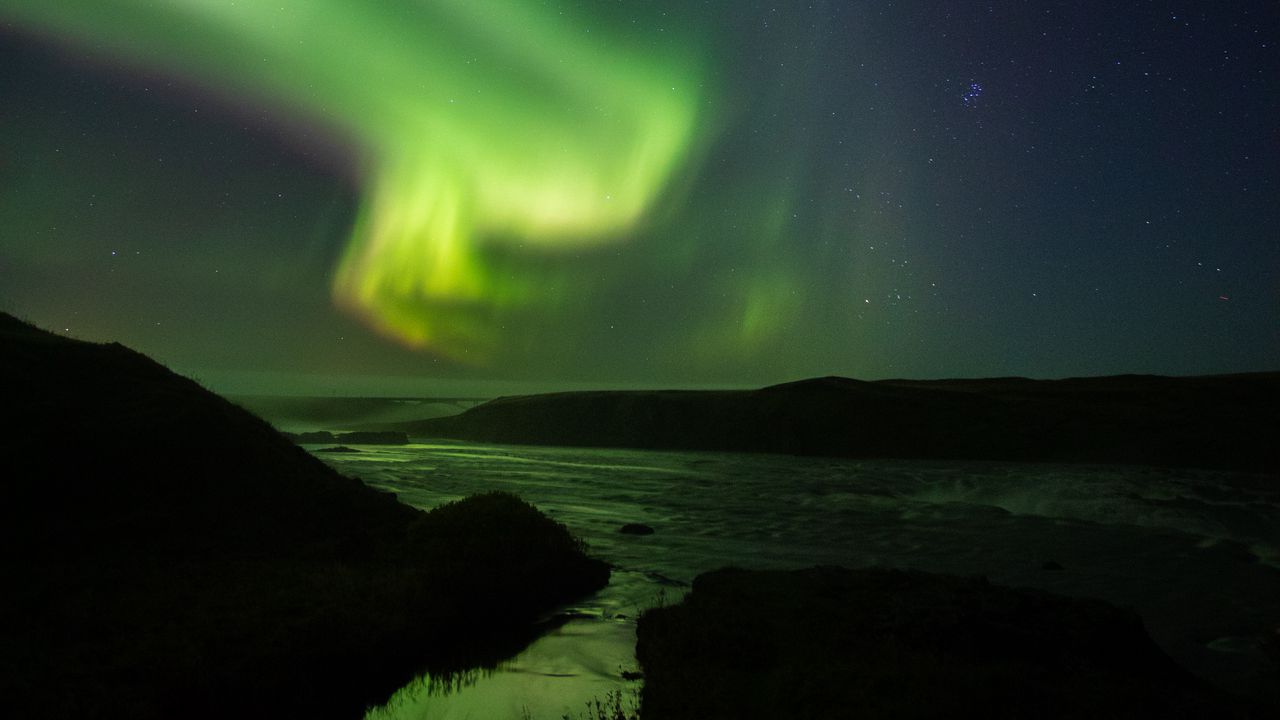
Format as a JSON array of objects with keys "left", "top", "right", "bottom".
[{"left": 304, "top": 442, "right": 1280, "bottom": 719}]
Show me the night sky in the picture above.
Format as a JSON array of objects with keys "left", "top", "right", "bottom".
[{"left": 2, "top": 1, "right": 1276, "bottom": 396}]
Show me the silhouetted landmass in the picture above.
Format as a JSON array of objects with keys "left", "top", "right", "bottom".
[
  {"left": 0, "top": 314, "right": 608, "bottom": 720},
  {"left": 636, "top": 566, "right": 1253, "bottom": 719},
  {"left": 397, "top": 374, "right": 1279, "bottom": 472},
  {"left": 317, "top": 445, "right": 361, "bottom": 453},
  {"left": 233, "top": 394, "right": 480, "bottom": 432},
  {"left": 283, "top": 429, "right": 409, "bottom": 445}
]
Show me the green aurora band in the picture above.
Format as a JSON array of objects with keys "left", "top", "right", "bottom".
[{"left": 3, "top": 0, "right": 705, "bottom": 361}]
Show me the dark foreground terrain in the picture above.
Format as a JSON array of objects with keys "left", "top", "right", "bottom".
[
  {"left": 636, "top": 567, "right": 1258, "bottom": 719},
  {"left": 394, "top": 373, "right": 1279, "bottom": 472},
  {"left": 0, "top": 314, "right": 609, "bottom": 719}
]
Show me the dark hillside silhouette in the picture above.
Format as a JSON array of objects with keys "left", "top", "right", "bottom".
[
  {"left": 0, "top": 313, "right": 608, "bottom": 719},
  {"left": 394, "top": 373, "right": 1279, "bottom": 472}
]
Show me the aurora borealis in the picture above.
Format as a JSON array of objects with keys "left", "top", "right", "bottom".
[
  {"left": 1, "top": 0, "right": 705, "bottom": 361},
  {"left": 2, "top": 1, "right": 1277, "bottom": 393}
]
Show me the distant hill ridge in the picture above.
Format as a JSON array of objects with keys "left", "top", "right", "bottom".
[{"left": 392, "top": 370, "right": 1279, "bottom": 472}]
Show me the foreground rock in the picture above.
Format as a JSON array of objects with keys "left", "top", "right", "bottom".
[
  {"left": 0, "top": 314, "right": 608, "bottom": 720},
  {"left": 399, "top": 374, "right": 1279, "bottom": 472},
  {"left": 636, "top": 566, "right": 1250, "bottom": 719}
]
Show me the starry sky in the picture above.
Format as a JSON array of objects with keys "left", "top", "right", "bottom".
[{"left": 1, "top": 1, "right": 1276, "bottom": 396}]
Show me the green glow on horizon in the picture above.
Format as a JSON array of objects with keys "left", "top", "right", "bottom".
[{"left": 3, "top": 0, "right": 705, "bottom": 360}]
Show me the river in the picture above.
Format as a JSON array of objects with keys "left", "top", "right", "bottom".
[{"left": 303, "top": 441, "right": 1280, "bottom": 718}]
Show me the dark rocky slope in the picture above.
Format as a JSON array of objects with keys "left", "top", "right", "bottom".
[
  {"left": 636, "top": 566, "right": 1255, "bottom": 719},
  {"left": 397, "top": 373, "right": 1279, "bottom": 472},
  {"left": 0, "top": 314, "right": 609, "bottom": 719}
]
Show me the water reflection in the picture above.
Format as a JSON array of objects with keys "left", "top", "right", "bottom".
[
  {"left": 369, "top": 666, "right": 495, "bottom": 718},
  {"left": 365, "top": 614, "right": 645, "bottom": 720}
]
